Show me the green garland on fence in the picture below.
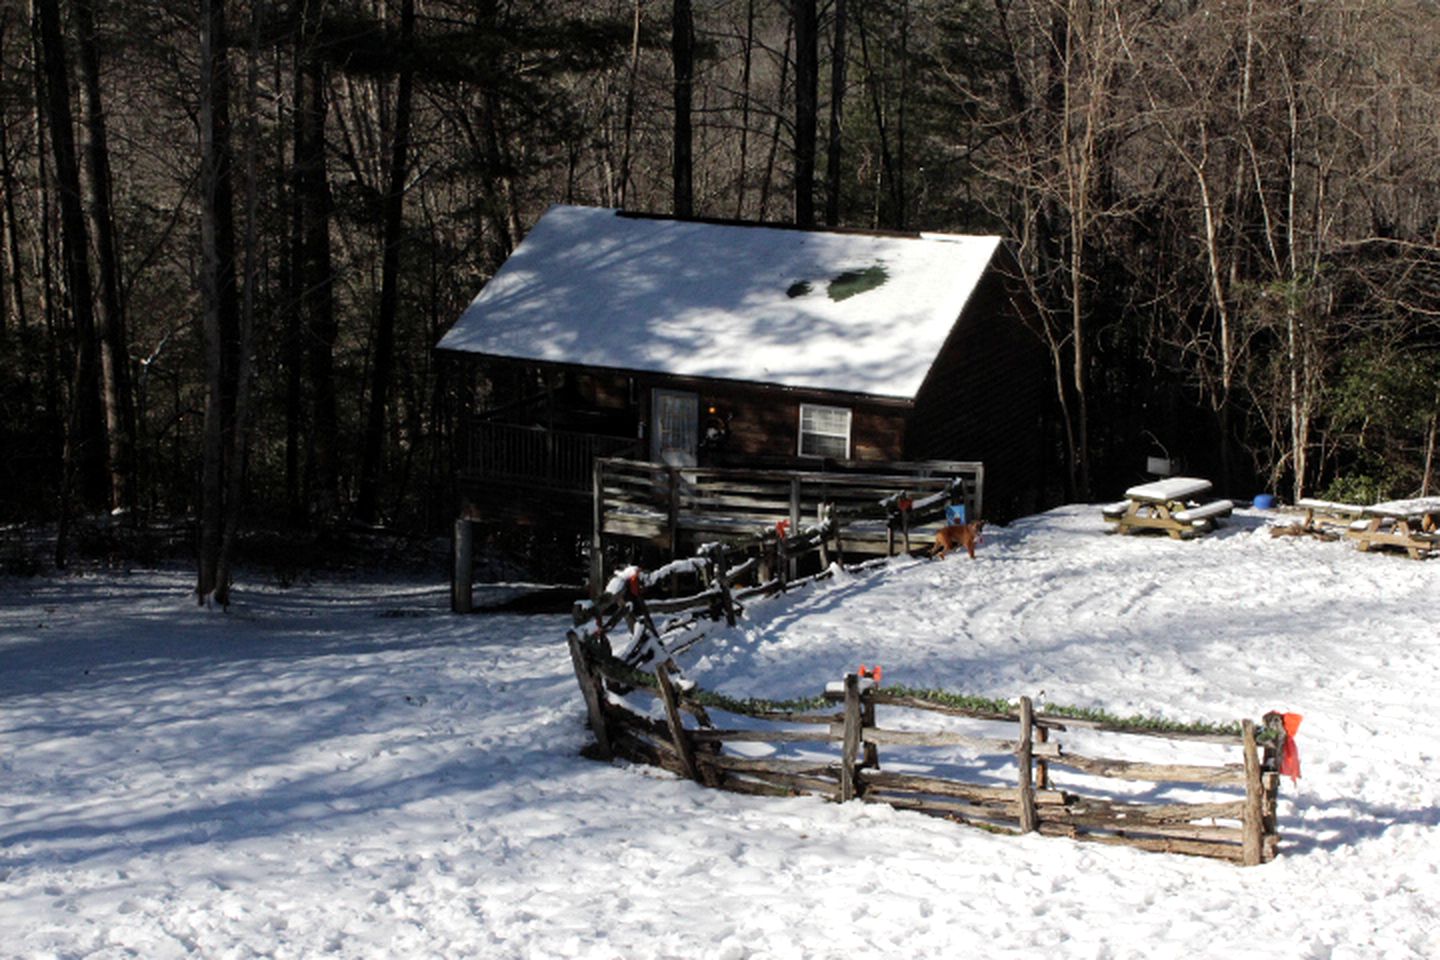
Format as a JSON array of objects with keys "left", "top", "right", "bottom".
[
  {"left": 691, "top": 688, "right": 833, "bottom": 715},
  {"left": 592, "top": 652, "right": 1247, "bottom": 737},
  {"left": 875, "top": 685, "right": 1014, "bottom": 716},
  {"left": 1035, "top": 701, "right": 1244, "bottom": 739},
  {"left": 601, "top": 659, "right": 832, "bottom": 714},
  {"left": 861, "top": 685, "right": 1244, "bottom": 738}
]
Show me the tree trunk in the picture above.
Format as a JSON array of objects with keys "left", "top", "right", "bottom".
[
  {"left": 757, "top": 21, "right": 792, "bottom": 221},
  {"left": 356, "top": 0, "right": 415, "bottom": 525},
  {"left": 671, "top": 0, "right": 694, "bottom": 216},
  {"left": 28, "top": 0, "right": 64, "bottom": 463},
  {"left": 298, "top": 0, "right": 338, "bottom": 521},
  {"left": 197, "top": 0, "right": 239, "bottom": 603},
  {"left": 855, "top": 5, "right": 896, "bottom": 229},
  {"left": 0, "top": 12, "right": 27, "bottom": 338},
  {"left": 215, "top": 0, "right": 265, "bottom": 607},
  {"left": 75, "top": 0, "right": 134, "bottom": 514},
  {"left": 733, "top": 0, "right": 756, "bottom": 218},
  {"left": 894, "top": 0, "right": 909, "bottom": 228},
  {"left": 1422, "top": 405, "right": 1437, "bottom": 498},
  {"left": 792, "top": 0, "right": 818, "bottom": 226},
  {"left": 823, "top": 0, "right": 846, "bottom": 226},
  {"left": 36, "top": 0, "right": 108, "bottom": 513},
  {"left": 282, "top": 43, "right": 304, "bottom": 525},
  {"left": 617, "top": 0, "right": 641, "bottom": 208}
]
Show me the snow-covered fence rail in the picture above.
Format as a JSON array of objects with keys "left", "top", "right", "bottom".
[
  {"left": 566, "top": 649, "right": 1285, "bottom": 865},
  {"left": 571, "top": 517, "right": 844, "bottom": 673}
]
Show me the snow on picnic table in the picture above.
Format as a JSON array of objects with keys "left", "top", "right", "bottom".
[{"left": 1, "top": 505, "right": 1438, "bottom": 959}]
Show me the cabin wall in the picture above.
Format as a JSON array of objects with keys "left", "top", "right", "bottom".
[
  {"left": 645, "top": 380, "right": 906, "bottom": 465},
  {"left": 906, "top": 268, "right": 1051, "bottom": 520}
]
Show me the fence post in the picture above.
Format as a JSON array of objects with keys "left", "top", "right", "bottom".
[
  {"left": 708, "top": 544, "right": 738, "bottom": 626},
  {"left": 1242, "top": 719, "right": 1264, "bottom": 865},
  {"left": 816, "top": 502, "right": 833, "bottom": 569},
  {"left": 840, "top": 673, "right": 862, "bottom": 801},
  {"left": 1260, "top": 712, "right": 1284, "bottom": 843},
  {"left": 666, "top": 466, "right": 680, "bottom": 561},
  {"left": 1035, "top": 724, "right": 1051, "bottom": 790},
  {"left": 1017, "top": 696, "right": 1038, "bottom": 833},
  {"left": 885, "top": 494, "right": 897, "bottom": 557},
  {"left": 861, "top": 686, "right": 878, "bottom": 769},
  {"left": 566, "top": 631, "right": 613, "bottom": 759},
  {"left": 776, "top": 529, "right": 789, "bottom": 590},
  {"left": 901, "top": 493, "right": 911, "bottom": 554},
  {"left": 656, "top": 662, "right": 701, "bottom": 782}
]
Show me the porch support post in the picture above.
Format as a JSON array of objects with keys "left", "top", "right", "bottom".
[
  {"left": 591, "top": 458, "right": 606, "bottom": 597},
  {"left": 452, "top": 517, "right": 473, "bottom": 614},
  {"left": 788, "top": 477, "right": 801, "bottom": 580}
]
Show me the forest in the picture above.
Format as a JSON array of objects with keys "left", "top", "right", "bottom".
[{"left": 2, "top": 0, "right": 1438, "bottom": 597}]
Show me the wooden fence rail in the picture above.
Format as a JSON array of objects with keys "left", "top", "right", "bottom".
[
  {"left": 568, "top": 642, "right": 1284, "bottom": 864},
  {"left": 566, "top": 502, "right": 1284, "bottom": 865}
]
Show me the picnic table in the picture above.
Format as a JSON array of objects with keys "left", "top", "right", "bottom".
[
  {"left": 1344, "top": 498, "right": 1440, "bottom": 560},
  {"left": 1101, "top": 477, "right": 1234, "bottom": 540}
]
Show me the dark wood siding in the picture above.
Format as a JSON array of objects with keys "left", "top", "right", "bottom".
[
  {"left": 906, "top": 262, "right": 1050, "bottom": 519},
  {"left": 682, "top": 381, "right": 905, "bottom": 464}
]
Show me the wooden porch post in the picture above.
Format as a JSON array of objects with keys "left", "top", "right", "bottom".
[
  {"left": 452, "top": 517, "right": 473, "bottom": 613},
  {"left": 788, "top": 477, "right": 801, "bottom": 580},
  {"left": 590, "top": 458, "right": 605, "bottom": 597}
]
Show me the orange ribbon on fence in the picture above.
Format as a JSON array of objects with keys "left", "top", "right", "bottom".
[
  {"left": 858, "top": 664, "right": 883, "bottom": 685},
  {"left": 1278, "top": 712, "right": 1302, "bottom": 783},
  {"left": 1266, "top": 710, "right": 1303, "bottom": 783}
]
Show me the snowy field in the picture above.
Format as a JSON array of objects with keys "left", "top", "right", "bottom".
[{"left": 2, "top": 504, "right": 1438, "bottom": 959}]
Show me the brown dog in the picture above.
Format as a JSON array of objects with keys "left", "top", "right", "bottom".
[{"left": 929, "top": 520, "right": 985, "bottom": 559}]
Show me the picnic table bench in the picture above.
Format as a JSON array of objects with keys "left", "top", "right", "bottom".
[
  {"left": 1293, "top": 498, "right": 1367, "bottom": 531},
  {"left": 1102, "top": 477, "right": 1234, "bottom": 540},
  {"left": 1344, "top": 498, "right": 1440, "bottom": 560}
]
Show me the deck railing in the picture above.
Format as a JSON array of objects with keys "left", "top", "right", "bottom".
[
  {"left": 590, "top": 457, "right": 984, "bottom": 584},
  {"left": 465, "top": 420, "right": 640, "bottom": 492}
]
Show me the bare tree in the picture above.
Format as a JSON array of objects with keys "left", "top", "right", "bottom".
[
  {"left": 357, "top": 0, "right": 416, "bottom": 525},
  {"left": 297, "top": 0, "right": 338, "bottom": 521},
  {"left": 197, "top": 0, "right": 239, "bottom": 603},
  {"left": 74, "top": 0, "right": 133, "bottom": 513},
  {"left": 0, "top": 9, "right": 28, "bottom": 338},
  {"left": 672, "top": 0, "right": 694, "bottom": 216},
  {"left": 791, "top": 0, "right": 817, "bottom": 225},
  {"left": 823, "top": 0, "right": 846, "bottom": 226},
  {"left": 215, "top": 0, "right": 267, "bottom": 607},
  {"left": 36, "top": 0, "right": 107, "bottom": 525}
]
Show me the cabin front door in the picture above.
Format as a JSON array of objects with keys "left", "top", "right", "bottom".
[{"left": 651, "top": 389, "right": 698, "bottom": 467}]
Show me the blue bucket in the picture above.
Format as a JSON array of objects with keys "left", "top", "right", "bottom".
[
  {"left": 945, "top": 504, "right": 967, "bottom": 525},
  {"left": 1253, "top": 494, "right": 1276, "bottom": 510}
]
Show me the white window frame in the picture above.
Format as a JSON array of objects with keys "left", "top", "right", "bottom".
[{"left": 798, "top": 403, "right": 852, "bottom": 459}]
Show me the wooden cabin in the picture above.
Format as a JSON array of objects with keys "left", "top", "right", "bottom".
[{"left": 437, "top": 206, "right": 1050, "bottom": 594}]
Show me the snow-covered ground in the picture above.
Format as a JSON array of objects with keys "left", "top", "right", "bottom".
[{"left": 2, "top": 505, "right": 1437, "bottom": 959}]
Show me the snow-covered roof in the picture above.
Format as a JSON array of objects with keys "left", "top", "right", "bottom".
[{"left": 437, "top": 205, "right": 1002, "bottom": 400}]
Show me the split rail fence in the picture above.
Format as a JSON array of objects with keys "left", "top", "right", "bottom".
[{"left": 566, "top": 533, "right": 1285, "bottom": 865}]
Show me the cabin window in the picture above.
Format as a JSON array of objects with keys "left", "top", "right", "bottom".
[{"left": 798, "top": 404, "right": 852, "bottom": 459}]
